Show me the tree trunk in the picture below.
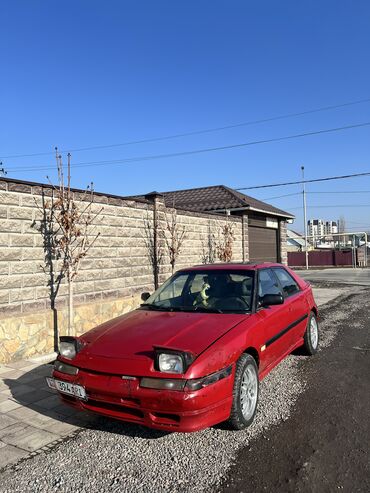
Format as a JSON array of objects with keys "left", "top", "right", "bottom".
[
  {"left": 68, "top": 277, "right": 74, "bottom": 336},
  {"left": 153, "top": 201, "right": 159, "bottom": 290}
]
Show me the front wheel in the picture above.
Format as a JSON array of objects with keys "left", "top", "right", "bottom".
[
  {"left": 303, "top": 311, "right": 319, "bottom": 355},
  {"left": 227, "top": 354, "right": 259, "bottom": 430}
]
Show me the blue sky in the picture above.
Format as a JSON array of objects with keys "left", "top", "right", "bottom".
[{"left": 1, "top": 0, "right": 370, "bottom": 232}]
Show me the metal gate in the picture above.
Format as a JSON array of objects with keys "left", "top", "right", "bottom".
[{"left": 249, "top": 226, "right": 278, "bottom": 263}]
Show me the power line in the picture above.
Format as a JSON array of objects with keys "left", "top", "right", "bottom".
[
  {"left": 5, "top": 121, "right": 370, "bottom": 174},
  {"left": 259, "top": 192, "right": 301, "bottom": 201},
  {"left": 347, "top": 220, "right": 370, "bottom": 225},
  {"left": 289, "top": 204, "right": 370, "bottom": 210},
  {"left": 345, "top": 226, "right": 370, "bottom": 230},
  {"left": 308, "top": 190, "right": 370, "bottom": 194},
  {"left": 2, "top": 97, "right": 370, "bottom": 160},
  {"left": 261, "top": 190, "right": 370, "bottom": 201},
  {"left": 237, "top": 171, "right": 370, "bottom": 191}
]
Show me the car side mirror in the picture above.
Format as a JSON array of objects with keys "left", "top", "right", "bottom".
[
  {"left": 259, "top": 293, "right": 284, "bottom": 308},
  {"left": 141, "top": 292, "right": 151, "bottom": 302}
]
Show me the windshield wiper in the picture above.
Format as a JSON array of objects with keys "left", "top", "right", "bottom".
[
  {"left": 140, "top": 303, "right": 167, "bottom": 310},
  {"left": 140, "top": 304, "right": 224, "bottom": 314},
  {"left": 221, "top": 309, "right": 250, "bottom": 314},
  {"left": 192, "top": 306, "right": 223, "bottom": 314}
]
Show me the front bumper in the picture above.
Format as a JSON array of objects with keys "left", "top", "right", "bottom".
[{"left": 49, "top": 366, "right": 234, "bottom": 433}]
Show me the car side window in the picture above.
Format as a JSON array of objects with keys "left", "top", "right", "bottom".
[
  {"left": 273, "top": 268, "right": 300, "bottom": 297},
  {"left": 157, "top": 275, "right": 188, "bottom": 301},
  {"left": 258, "top": 269, "right": 282, "bottom": 300},
  {"left": 189, "top": 274, "right": 208, "bottom": 294}
]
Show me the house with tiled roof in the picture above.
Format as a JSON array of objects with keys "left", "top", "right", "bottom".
[{"left": 134, "top": 185, "right": 294, "bottom": 263}]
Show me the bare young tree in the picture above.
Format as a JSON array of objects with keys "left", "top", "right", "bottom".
[
  {"left": 338, "top": 215, "right": 346, "bottom": 233},
  {"left": 338, "top": 215, "right": 346, "bottom": 248},
  {"left": 0, "top": 161, "right": 7, "bottom": 177},
  {"left": 143, "top": 209, "right": 164, "bottom": 290},
  {"left": 34, "top": 149, "right": 102, "bottom": 336},
  {"left": 164, "top": 206, "right": 186, "bottom": 274},
  {"left": 216, "top": 220, "right": 235, "bottom": 262},
  {"left": 201, "top": 221, "right": 216, "bottom": 264},
  {"left": 32, "top": 190, "right": 64, "bottom": 350}
]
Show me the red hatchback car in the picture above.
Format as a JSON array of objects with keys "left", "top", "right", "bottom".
[{"left": 47, "top": 263, "right": 318, "bottom": 432}]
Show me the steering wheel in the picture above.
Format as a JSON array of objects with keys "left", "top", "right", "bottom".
[
  {"left": 233, "top": 296, "right": 250, "bottom": 310},
  {"left": 211, "top": 296, "right": 250, "bottom": 311}
]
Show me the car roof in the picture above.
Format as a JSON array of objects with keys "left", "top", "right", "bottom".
[{"left": 178, "top": 262, "right": 285, "bottom": 272}]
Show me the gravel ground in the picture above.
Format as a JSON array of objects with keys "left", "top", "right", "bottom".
[
  {"left": 221, "top": 288, "right": 370, "bottom": 492},
  {"left": 0, "top": 289, "right": 359, "bottom": 493}
]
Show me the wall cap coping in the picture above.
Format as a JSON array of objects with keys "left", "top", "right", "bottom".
[
  {"left": 0, "top": 176, "right": 241, "bottom": 220},
  {"left": 0, "top": 176, "right": 151, "bottom": 205}
]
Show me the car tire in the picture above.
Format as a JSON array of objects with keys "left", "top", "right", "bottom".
[
  {"left": 227, "top": 353, "right": 259, "bottom": 430},
  {"left": 303, "top": 311, "right": 319, "bottom": 355}
]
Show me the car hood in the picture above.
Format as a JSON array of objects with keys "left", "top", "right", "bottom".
[{"left": 74, "top": 309, "right": 247, "bottom": 375}]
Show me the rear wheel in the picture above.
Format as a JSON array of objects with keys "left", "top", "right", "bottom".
[
  {"left": 227, "top": 353, "right": 259, "bottom": 430},
  {"left": 303, "top": 311, "right": 319, "bottom": 355}
]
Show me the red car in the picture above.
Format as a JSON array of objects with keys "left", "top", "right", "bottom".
[{"left": 47, "top": 263, "right": 318, "bottom": 433}]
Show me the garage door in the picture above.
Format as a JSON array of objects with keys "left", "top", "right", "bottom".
[{"left": 249, "top": 226, "right": 278, "bottom": 263}]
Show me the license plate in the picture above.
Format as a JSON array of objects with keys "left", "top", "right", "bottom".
[{"left": 47, "top": 378, "right": 87, "bottom": 400}]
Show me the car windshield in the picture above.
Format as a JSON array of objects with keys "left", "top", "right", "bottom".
[{"left": 141, "top": 269, "right": 254, "bottom": 314}]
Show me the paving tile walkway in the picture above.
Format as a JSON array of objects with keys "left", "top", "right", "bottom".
[{"left": 0, "top": 358, "right": 98, "bottom": 470}]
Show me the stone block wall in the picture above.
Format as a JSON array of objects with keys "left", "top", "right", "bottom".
[
  {"left": 162, "top": 208, "right": 243, "bottom": 274},
  {"left": 0, "top": 178, "right": 244, "bottom": 363},
  {"left": 0, "top": 181, "right": 154, "bottom": 319}
]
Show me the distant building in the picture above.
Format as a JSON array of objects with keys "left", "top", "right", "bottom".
[
  {"left": 308, "top": 219, "right": 338, "bottom": 241},
  {"left": 325, "top": 220, "right": 338, "bottom": 235},
  {"left": 308, "top": 219, "right": 325, "bottom": 238}
]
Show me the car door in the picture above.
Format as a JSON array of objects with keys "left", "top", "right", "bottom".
[
  {"left": 256, "top": 268, "right": 293, "bottom": 372},
  {"left": 271, "top": 267, "right": 308, "bottom": 347}
]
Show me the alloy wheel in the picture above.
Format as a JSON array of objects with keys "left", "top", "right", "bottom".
[
  {"left": 310, "top": 316, "right": 319, "bottom": 349},
  {"left": 240, "top": 365, "right": 258, "bottom": 421}
]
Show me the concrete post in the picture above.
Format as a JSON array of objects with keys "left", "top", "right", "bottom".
[
  {"left": 279, "top": 220, "right": 288, "bottom": 265},
  {"left": 242, "top": 215, "right": 249, "bottom": 262}
]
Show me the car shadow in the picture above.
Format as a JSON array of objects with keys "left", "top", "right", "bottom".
[
  {"left": 291, "top": 347, "right": 309, "bottom": 357},
  {"left": 3, "top": 363, "right": 169, "bottom": 440}
]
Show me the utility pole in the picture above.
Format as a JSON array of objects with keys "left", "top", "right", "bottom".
[
  {"left": 0, "top": 162, "right": 7, "bottom": 177},
  {"left": 301, "top": 166, "right": 309, "bottom": 270}
]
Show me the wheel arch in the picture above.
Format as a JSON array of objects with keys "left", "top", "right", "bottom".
[
  {"left": 243, "top": 346, "right": 260, "bottom": 368},
  {"left": 311, "top": 306, "right": 318, "bottom": 317}
]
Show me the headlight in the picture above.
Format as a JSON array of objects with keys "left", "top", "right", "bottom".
[
  {"left": 59, "top": 336, "right": 83, "bottom": 360},
  {"left": 158, "top": 353, "right": 184, "bottom": 373},
  {"left": 59, "top": 342, "right": 76, "bottom": 359},
  {"left": 154, "top": 347, "right": 194, "bottom": 374}
]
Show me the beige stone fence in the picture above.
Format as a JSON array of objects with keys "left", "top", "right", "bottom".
[{"left": 0, "top": 178, "right": 245, "bottom": 363}]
